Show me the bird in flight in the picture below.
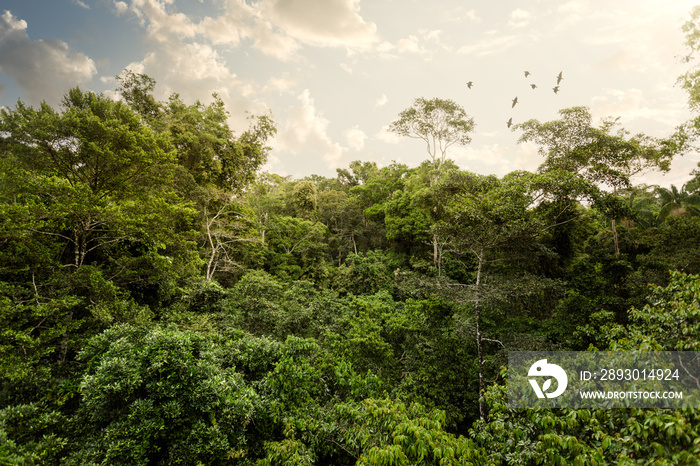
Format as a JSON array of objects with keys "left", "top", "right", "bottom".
[
  {"left": 524, "top": 71, "right": 531, "bottom": 77},
  {"left": 556, "top": 71, "right": 563, "bottom": 85},
  {"left": 553, "top": 86, "right": 560, "bottom": 94},
  {"left": 507, "top": 118, "right": 513, "bottom": 128},
  {"left": 530, "top": 84, "right": 537, "bottom": 89},
  {"left": 466, "top": 81, "right": 473, "bottom": 88},
  {"left": 512, "top": 96, "right": 518, "bottom": 108}
]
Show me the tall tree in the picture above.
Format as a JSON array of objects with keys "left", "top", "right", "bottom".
[
  {"left": 678, "top": 5, "right": 700, "bottom": 117},
  {"left": 292, "top": 180, "right": 318, "bottom": 221},
  {"left": 163, "top": 94, "right": 275, "bottom": 191},
  {"left": 432, "top": 171, "right": 536, "bottom": 419},
  {"left": 517, "top": 106, "right": 678, "bottom": 256},
  {"left": 0, "top": 87, "right": 183, "bottom": 270},
  {"left": 116, "top": 70, "right": 276, "bottom": 193},
  {"left": 115, "top": 70, "right": 164, "bottom": 127},
  {"left": 389, "top": 98, "right": 475, "bottom": 268},
  {"left": 389, "top": 97, "right": 475, "bottom": 186},
  {"left": 200, "top": 189, "right": 259, "bottom": 282},
  {"left": 0, "top": 87, "right": 199, "bottom": 379},
  {"left": 433, "top": 168, "right": 595, "bottom": 419}
]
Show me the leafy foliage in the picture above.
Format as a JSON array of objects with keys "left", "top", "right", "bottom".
[
  {"left": 1, "top": 56, "right": 699, "bottom": 465},
  {"left": 67, "top": 324, "right": 265, "bottom": 465}
]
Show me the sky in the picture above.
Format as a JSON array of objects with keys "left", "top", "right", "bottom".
[{"left": 1, "top": 0, "right": 699, "bottom": 188}]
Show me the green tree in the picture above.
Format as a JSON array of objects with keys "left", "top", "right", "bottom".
[
  {"left": 116, "top": 71, "right": 276, "bottom": 193},
  {"left": 390, "top": 98, "right": 476, "bottom": 268},
  {"left": 0, "top": 87, "right": 193, "bottom": 269},
  {"left": 0, "top": 402, "right": 69, "bottom": 464},
  {"left": 115, "top": 70, "right": 164, "bottom": 127},
  {"left": 0, "top": 88, "right": 199, "bottom": 385},
  {"left": 678, "top": 5, "right": 700, "bottom": 116},
  {"left": 336, "top": 160, "right": 380, "bottom": 188},
  {"left": 473, "top": 272, "right": 700, "bottom": 465},
  {"left": 317, "top": 189, "right": 364, "bottom": 263},
  {"left": 433, "top": 170, "right": 538, "bottom": 419},
  {"left": 346, "top": 161, "right": 411, "bottom": 254},
  {"left": 67, "top": 325, "right": 266, "bottom": 465},
  {"left": 655, "top": 183, "right": 700, "bottom": 222},
  {"left": 433, "top": 169, "right": 591, "bottom": 419},
  {"left": 517, "top": 106, "right": 677, "bottom": 256},
  {"left": 610, "top": 271, "right": 700, "bottom": 351},
  {"left": 200, "top": 188, "right": 259, "bottom": 282},
  {"left": 265, "top": 216, "right": 329, "bottom": 281},
  {"left": 619, "top": 184, "right": 660, "bottom": 229},
  {"left": 384, "top": 187, "right": 432, "bottom": 261},
  {"left": 244, "top": 172, "right": 291, "bottom": 247},
  {"left": 164, "top": 93, "right": 275, "bottom": 191},
  {"left": 389, "top": 98, "right": 475, "bottom": 186},
  {"left": 292, "top": 180, "right": 318, "bottom": 220},
  {"left": 260, "top": 396, "right": 487, "bottom": 465},
  {"left": 472, "top": 376, "right": 700, "bottom": 466}
]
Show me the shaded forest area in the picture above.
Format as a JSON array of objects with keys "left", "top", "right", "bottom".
[{"left": 2, "top": 12, "right": 700, "bottom": 466}]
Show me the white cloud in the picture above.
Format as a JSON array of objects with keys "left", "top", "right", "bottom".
[
  {"left": 457, "top": 31, "right": 519, "bottom": 56},
  {"left": 396, "top": 35, "right": 426, "bottom": 55},
  {"left": 451, "top": 143, "right": 529, "bottom": 177},
  {"left": 123, "top": 43, "right": 269, "bottom": 133},
  {"left": 375, "top": 124, "right": 400, "bottom": 144},
  {"left": 114, "top": 1, "right": 129, "bottom": 14},
  {"left": 513, "top": 142, "right": 543, "bottom": 173},
  {"left": 344, "top": 126, "right": 366, "bottom": 150},
  {"left": 0, "top": 11, "right": 96, "bottom": 106},
  {"left": 590, "top": 87, "right": 693, "bottom": 143},
  {"left": 128, "top": 0, "right": 198, "bottom": 43},
  {"left": 73, "top": 0, "right": 90, "bottom": 9},
  {"left": 584, "top": 5, "right": 692, "bottom": 77},
  {"left": 171, "top": 43, "right": 232, "bottom": 81},
  {"left": 257, "top": 0, "right": 379, "bottom": 50},
  {"left": 442, "top": 7, "right": 481, "bottom": 23},
  {"left": 260, "top": 153, "right": 286, "bottom": 176},
  {"left": 130, "top": 42, "right": 234, "bottom": 94},
  {"left": 374, "top": 93, "right": 388, "bottom": 109},
  {"left": 114, "top": 0, "right": 381, "bottom": 61},
  {"left": 376, "top": 41, "right": 394, "bottom": 54},
  {"left": 197, "top": 0, "right": 255, "bottom": 46},
  {"left": 251, "top": 19, "right": 302, "bottom": 61},
  {"left": 508, "top": 9, "right": 531, "bottom": 28},
  {"left": 276, "top": 89, "right": 345, "bottom": 165},
  {"left": 384, "top": 29, "right": 450, "bottom": 58},
  {"left": 556, "top": 0, "right": 594, "bottom": 26},
  {"left": 590, "top": 88, "right": 655, "bottom": 121},
  {"left": 421, "top": 29, "right": 442, "bottom": 42},
  {"left": 263, "top": 73, "right": 297, "bottom": 94}
]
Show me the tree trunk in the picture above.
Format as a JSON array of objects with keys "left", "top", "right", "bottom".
[
  {"left": 261, "top": 212, "right": 267, "bottom": 246},
  {"left": 205, "top": 208, "right": 217, "bottom": 281},
  {"left": 475, "top": 248, "right": 485, "bottom": 421},
  {"left": 433, "top": 233, "right": 439, "bottom": 271},
  {"left": 59, "top": 312, "right": 72, "bottom": 364},
  {"left": 612, "top": 185, "right": 620, "bottom": 257},
  {"left": 74, "top": 224, "right": 87, "bottom": 268}
]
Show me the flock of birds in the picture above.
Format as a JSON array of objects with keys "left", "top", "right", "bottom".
[{"left": 466, "top": 71, "right": 564, "bottom": 128}]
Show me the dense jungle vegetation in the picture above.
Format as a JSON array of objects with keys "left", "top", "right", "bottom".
[{"left": 2, "top": 12, "right": 700, "bottom": 466}]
